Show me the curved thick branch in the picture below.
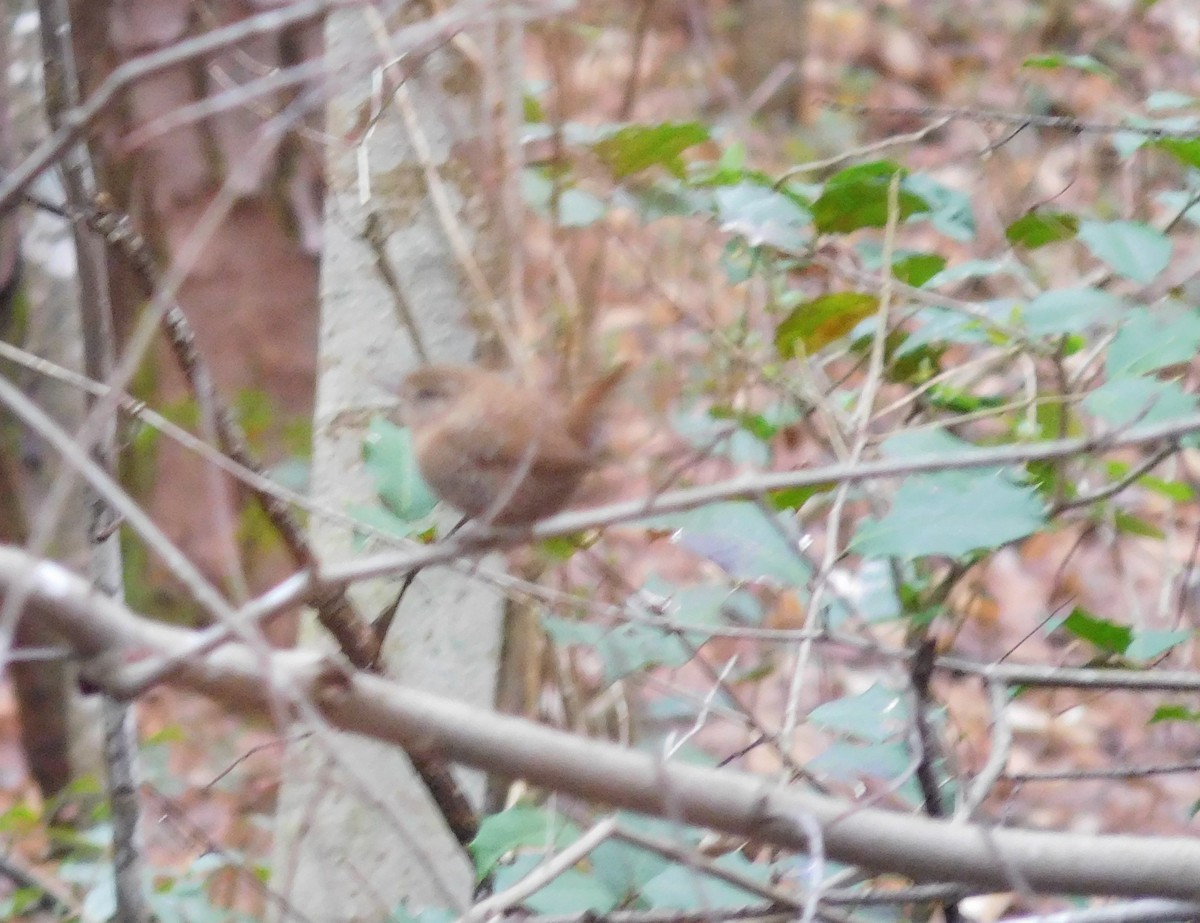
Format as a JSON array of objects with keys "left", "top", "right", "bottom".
[{"left": 3, "top": 546, "right": 1199, "bottom": 900}]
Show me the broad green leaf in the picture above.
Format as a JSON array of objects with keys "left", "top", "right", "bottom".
[
  {"left": 670, "top": 409, "right": 769, "bottom": 466},
  {"left": 1083, "top": 375, "right": 1197, "bottom": 427},
  {"left": 812, "top": 161, "right": 930, "bottom": 233},
  {"left": 1059, "top": 608, "right": 1131, "bottom": 655},
  {"left": 648, "top": 502, "right": 811, "bottom": 585},
  {"left": 641, "top": 855, "right": 773, "bottom": 910},
  {"left": 1153, "top": 138, "right": 1200, "bottom": 170},
  {"left": 904, "top": 172, "right": 976, "bottom": 241},
  {"left": 521, "top": 170, "right": 607, "bottom": 227},
  {"left": 591, "top": 121, "right": 709, "bottom": 178},
  {"left": 1021, "top": 53, "right": 1116, "bottom": 79},
  {"left": 775, "top": 291, "right": 879, "bottom": 356},
  {"left": 643, "top": 577, "right": 763, "bottom": 629},
  {"left": 1112, "top": 510, "right": 1164, "bottom": 539},
  {"left": 589, "top": 815, "right": 682, "bottom": 899},
  {"left": 1005, "top": 210, "right": 1079, "bottom": 248},
  {"left": 362, "top": 419, "right": 438, "bottom": 521},
  {"left": 1020, "top": 287, "right": 1125, "bottom": 336},
  {"left": 879, "top": 427, "right": 980, "bottom": 459},
  {"left": 493, "top": 855, "right": 619, "bottom": 914},
  {"left": 898, "top": 307, "right": 989, "bottom": 354},
  {"left": 856, "top": 243, "right": 946, "bottom": 286},
  {"left": 81, "top": 878, "right": 116, "bottom": 923},
  {"left": 1146, "top": 90, "right": 1196, "bottom": 110},
  {"left": 715, "top": 181, "right": 812, "bottom": 253},
  {"left": 543, "top": 616, "right": 693, "bottom": 681},
  {"left": 1150, "top": 704, "right": 1200, "bottom": 724},
  {"left": 858, "top": 559, "right": 903, "bottom": 623},
  {"left": 347, "top": 504, "right": 429, "bottom": 541},
  {"left": 926, "top": 258, "right": 1020, "bottom": 287},
  {"left": 809, "top": 739, "right": 916, "bottom": 787},
  {"left": 768, "top": 482, "right": 834, "bottom": 511},
  {"left": 1106, "top": 307, "right": 1200, "bottom": 376},
  {"left": 1078, "top": 219, "right": 1171, "bottom": 283},
  {"left": 616, "top": 181, "right": 709, "bottom": 221},
  {"left": 891, "top": 252, "right": 946, "bottom": 286},
  {"left": 1126, "top": 629, "right": 1191, "bottom": 660},
  {"left": 808, "top": 683, "right": 905, "bottom": 742},
  {"left": 1156, "top": 189, "right": 1200, "bottom": 228},
  {"left": 925, "top": 384, "right": 1007, "bottom": 414},
  {"left": 709, "top": 400, "right": 805, "bottom": 441},
  {"left": 1105, "top": 461, "right": 1195, "bottom": 501},
  {"left": 852, "top": 459, "right": 1045, "bottom": 558},
  {"left": 470, "top": 807, "right": 577, "bottom": 879}
]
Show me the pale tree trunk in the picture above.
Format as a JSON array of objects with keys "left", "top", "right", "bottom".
[{"left": 271, "top": 6, "right": 514, "bottom": 918}]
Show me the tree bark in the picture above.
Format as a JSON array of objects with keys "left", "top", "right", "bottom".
[{"left": 271, "top": 6, "right": 509, "bottom": 918}]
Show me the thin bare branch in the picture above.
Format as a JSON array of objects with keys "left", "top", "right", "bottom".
[{"left": 5, "top": 545, "right": 1200, "bottom": 899}]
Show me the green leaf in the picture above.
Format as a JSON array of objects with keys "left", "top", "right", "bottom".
[
  {"left": 521, "top": 171, "right": 607, "bottom": 227},
  {"left": 925, "top": 384, "right": 1007, "bottom": 414},
  {"left": 858, "top": 559, "right": 903, "bottom": 623},
  {"left": 809, "top": 683, "right": 905, "bottom": 742},
  {"left": 1060, "top": 608, "right": 1131, "bottom": 655},
  {"left": 715, "top": 181, "right": 812, "bottom": 253},
  {"left": 647, "top": 502, "right": 811, "bottom": 585},
  {"left": 671, "top": 409, "right": 769, "bottom": 467},
  {"left": 1021, "top": 287, "right": 1125, "bottom": 336},
  {"left": 1005, "top": 210, "right": 1079, "bottom": 248},
  {"left": 644, "top": 577, "right": 763, "bottom": 629},
  {"left": 877, "top": 427, "right": 979, "bottom": 459},
  {"left": 470, "top": 807, "right": 577, "bottom": 879},
  {"left": 926, "top": 258, "right": 1017, "bottom": 287},
  {"left": 641, "top": 855, "right": 773, "bottom": 910},
  {"left": 768, "top": 483, "right": 833, "bottom": 510},
  {"left": 775, "top": 292, "right": 879, "bottom": 356},
  {"left": 1078, "top": 219, "right": 1172, "bottom": 283},
  {"left": 1105, "top": 462, "right": 1195, "bottom": 501},
  {"left": 589, "top": 815, "right": 682, "bottom": 900},
  {"left": 812, "top": 161, "right": 930, "bottom": 233},
  {"left": 591, "top": 121, "right": 710, "bottom": 178},
  {"left": 556, "top": 189, "right": 607, "bottom": 227},
  {"left": 891, "top": 252, "right": 947, "bottom": 286},
  {"left": 1106, "top": 307, "right": 1200, "bottom": 376},
  {"left": 1145, "top": 90, "right": 1196, "bottom": 110},
  {"left": 904, "top": 173, "right": 976, "bottom": 241},
  {"left": 1156, "top": 189, "right": 1200, "bottom": 227},
  {"left": 852, "top": 450, "right": 1045, "bottom": 559},
  {"left": 617, "top": 180, "right": 709, "bottom": 221},
  {"left": 544, "top": 615, "right": 694, "bottom": 681},
  {"left": 1021, "top": 53, "right": 1116, "bottom": 79},
  {"left": 347, "top": 504, "right": 429, "bottom": 541},
  {"left": 82, "top": 877, "right": 116, "bottom": 923},
  {"left": 1083, "top": 375, "right": 1198, "bottom": 428},
  {"left": 809, "top": 740, "right": 919, "bottom": 798},
  {"left": 362, "top": 419, "right": 438, "bottom": 521},
  {"left": 1112, "top": 510, "right": 1164, "bottom": 539},
  {"left": 492, "top": 855, "right": 619, "bottom": 914},
  {"left": 1126, "top": 629, "right": 1190, "bottom": 660},
  {"left": 1150, "top": 704, "right": 1200, "bottom": 724},
  {"left": 1152, "top": 138, "right": 1200, "bottom": 170}
]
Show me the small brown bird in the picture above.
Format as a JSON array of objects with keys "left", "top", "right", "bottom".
[{"left": 398, "top": 362, "right": 627, "bottom": 527}]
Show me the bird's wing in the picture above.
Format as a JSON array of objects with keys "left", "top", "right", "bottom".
[{"left": 445, "top": 384, "right": 590, "bottom": 473}]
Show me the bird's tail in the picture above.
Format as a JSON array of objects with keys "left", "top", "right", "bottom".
[{"left": 567, "top": 361, "right": 630, "bottom": 445}]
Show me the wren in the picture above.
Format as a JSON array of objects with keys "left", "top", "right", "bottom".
[{"left": 397, "top": 362, "right": 627, "bottom": 527}]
